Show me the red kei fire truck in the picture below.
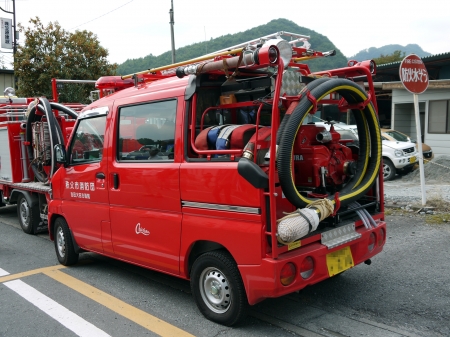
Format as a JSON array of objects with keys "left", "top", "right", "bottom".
[{"left": 1, "top": 32, "right": 386, "bottom": 326}]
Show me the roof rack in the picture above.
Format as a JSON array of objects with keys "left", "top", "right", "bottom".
[{"left": 120, "top": 32, "right": 320, "bottom": 81}]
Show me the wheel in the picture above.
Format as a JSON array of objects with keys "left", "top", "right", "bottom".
[
  {"left": 383, "top": 158, "right": 396, "bottom": 181},
  {"left": 54, "top": 217, "right": 79, "bottom": 265},
  {"left": 190, "top": 251, "right": 248, "bottom": 326},
  {"left": 17, "top": 194, "right": 40, "bottom": 234}
]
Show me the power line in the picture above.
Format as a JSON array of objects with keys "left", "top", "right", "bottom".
[{"left": 69, "top": 0, "right": 134, "bottom": 30}]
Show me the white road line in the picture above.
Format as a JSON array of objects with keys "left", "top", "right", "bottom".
[
  {"left": 0, "top": 268, "right": 10, "bottom": 276},
  {"left": 3, "top": 279, "right": 111, "bottom": 337}
]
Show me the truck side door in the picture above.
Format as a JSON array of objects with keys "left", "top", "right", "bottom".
[
  {"left": 60, "top": 108, "right": 110, "bottom": 253},
  {"left": 108, "top": 98, "right": 181, "bottom": 275}
]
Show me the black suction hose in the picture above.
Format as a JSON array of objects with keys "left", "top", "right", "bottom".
[
  {"left": 50, "top": 102, "right": 78, "bottom": 119},
  {"left": 25, "top": 98, "right": 74, "bottom": 183},
  {"left": 276, "top": 77, "right": 331, "bottom": 145}
]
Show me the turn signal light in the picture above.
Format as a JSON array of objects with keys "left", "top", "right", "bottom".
[
  {"left": 368, "top": 232, "right": 376, "bottom": 252},
  {"left": 280, "top": 262, "right": 296, "bottom": 286},
  {"left": 300, "top": 256, "right": 314, "bottom": 279},
  {"left": 378, "top": 228, "right": 385, "bottom": 246}
]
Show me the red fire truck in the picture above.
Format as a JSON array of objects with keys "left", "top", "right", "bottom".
[
  {"left": 2, "top": 32, "right": 386, "bottom": 326},
  {"left": 0, "top": 80, "right": 92, "bottom": 233}
]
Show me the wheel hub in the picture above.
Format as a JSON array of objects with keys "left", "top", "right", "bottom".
[
  {"left": 56, "top": 227, "right": 66, "bottom": 258},
  {"left": 383, "top": 163, "right": 391, "bottom": 178},
  {"left": 200, "top": 267, "right": 231, "bottom": 314},
  {"left": 19, "top": 200, "right": 30, "bottom": 226},
  {"left": 210, "top": 281, "right": 221, "bottom": 297}
]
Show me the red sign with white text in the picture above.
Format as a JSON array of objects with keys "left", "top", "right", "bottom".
[{"left": 399, "top": 54, "right": 429, "bottom": 94}]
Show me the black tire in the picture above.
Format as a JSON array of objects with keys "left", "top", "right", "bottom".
[
  {"left": 383, "top": 158, "right": 396, "bottom": 181},
  {"left": 190, "top": 250, "right": 248, "bottom": 326},
  {"left": 17, "top": 194, "right": 40, "bottom": 234},
  {"left": 54, "top": 217, "right": 79, "bottom": 266},
  {"left": 399, "top": 166, "right": 413, "bottom": 175}
]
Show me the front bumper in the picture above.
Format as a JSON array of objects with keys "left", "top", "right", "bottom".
[{"left": 393, "top": 154, "right": 418, "bottom": 169}]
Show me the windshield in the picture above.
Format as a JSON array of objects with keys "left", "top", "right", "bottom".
[{"left": 384, "top": 130, "right": 409, "bottom": 142}]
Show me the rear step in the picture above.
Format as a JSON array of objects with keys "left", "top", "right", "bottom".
[{"left": 321, "top": 223, "right": 361, "bottom": 249}]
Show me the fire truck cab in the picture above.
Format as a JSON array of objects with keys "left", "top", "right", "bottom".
[{"left": 47, "top": 32, "right": 386, "bottom": 326}]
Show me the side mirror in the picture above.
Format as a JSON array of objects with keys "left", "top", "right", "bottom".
[{"left": 54, "top": 144, "right": 67, "bottom": 164}]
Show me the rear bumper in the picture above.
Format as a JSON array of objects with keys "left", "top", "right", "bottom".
[{"left": 239, "top": 221, "right": 386, "bottom": 305}]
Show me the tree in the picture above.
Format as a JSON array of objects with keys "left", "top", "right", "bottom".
[
  {"left": 373, "top": 50, "right": 406, "bottom": 65},
  {"left": 14, "top": 17, "right": 117, "bottom": 103}
]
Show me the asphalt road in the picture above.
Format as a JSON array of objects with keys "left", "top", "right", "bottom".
[{"left": 1, "top": 204, "right": 449, "bottom": 337}]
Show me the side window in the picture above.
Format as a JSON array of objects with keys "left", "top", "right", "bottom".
[
  {"left": 118, "top": 99, "right": 177, "bottom": 161},
  {"left": 70, "top": 115, "right": 106, "bottom": 164}
]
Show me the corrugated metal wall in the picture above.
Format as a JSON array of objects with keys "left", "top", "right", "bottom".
[{"left": 0, "top": 72, "right": 14, "bottom": 91}]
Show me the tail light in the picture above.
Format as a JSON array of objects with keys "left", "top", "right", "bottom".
[
  {"left": 368, "top": 232, "right": 376, "bottom": 252},
  {"left": 280, "top": 262, "right": 296, "bottom": 286},
  {"left": 378, "top": 228, "right": 385, "bottom": 246},
  {"left": 300, "top": 257, "right": 314, "bottom": 279}
]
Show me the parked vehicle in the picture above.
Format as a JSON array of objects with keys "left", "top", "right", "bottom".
[
  {"left": 380, "top": 138, "right": 418, "bottom": 180},
  {"left": 1, "top": 32, "right": 387, "bottom": 326},
  {"left": 381, "top": 128, "right": 433, "bottom": 162},
  {"left": 327, "top": 124, "right": 418, "bottom": 181}
]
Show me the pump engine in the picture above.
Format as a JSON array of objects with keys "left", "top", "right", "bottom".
[{"left": 293, "top": 124, "right": 356, "bottom": 193}]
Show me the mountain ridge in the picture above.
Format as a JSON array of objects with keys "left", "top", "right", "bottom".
[{"left": 348, "top": 44, "right": 431, "bottom": 61}]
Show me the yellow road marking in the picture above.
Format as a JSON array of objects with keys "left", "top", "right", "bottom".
[
  {"left": 43, "top": 269, "right": 194, "bottom": 337},
  {"left": 0, "top": 265, "right": 66, "bottom": 283}
]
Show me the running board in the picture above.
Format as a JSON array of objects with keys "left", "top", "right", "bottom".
[{"left": 321, "top": 223, "right": 361, "bottom": 249}]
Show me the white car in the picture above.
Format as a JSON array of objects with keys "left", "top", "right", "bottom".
[{"left": 314, "top": 123, "right": 418, "bottom": 181}]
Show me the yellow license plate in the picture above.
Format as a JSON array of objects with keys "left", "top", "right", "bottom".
[
  {"left": 409, "top": 156, "right": 416, "bottom": 163},
  {"left": 326, "top": 246, "right": 354, "bottom": 277}
]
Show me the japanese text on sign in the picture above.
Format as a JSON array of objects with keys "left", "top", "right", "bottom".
[
  {"left": 1, "top": 18, "right": 13, "bottom": 49},
  {"left": 399, "top": 54, "right": 429, "bottom": 94},
  {"left": 400, "top": 67, "right": 428, "bottom": 83}
]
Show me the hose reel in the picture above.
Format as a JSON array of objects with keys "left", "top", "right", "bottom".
[{"left": 277, "top": 78, "right": 382, "bottom": 210}]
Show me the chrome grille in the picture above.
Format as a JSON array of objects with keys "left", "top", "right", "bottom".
[{"left": 403, "top": 147, "right": 415, "bottom": 154}]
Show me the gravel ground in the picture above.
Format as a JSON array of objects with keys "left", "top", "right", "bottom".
[{"left": 384, "top": 155, "right": 450, "bottom": 208}]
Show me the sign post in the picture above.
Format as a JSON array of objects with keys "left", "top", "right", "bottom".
[{"left": 399, "top": 54, "right": 429, "bottom": 205}]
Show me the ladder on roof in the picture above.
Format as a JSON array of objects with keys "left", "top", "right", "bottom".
[
  {"left": 205, "top": 31, "right": 311, "bottom": 55},
  {"left": 121, "top": 31, "right": 320, "bottom": 80}
]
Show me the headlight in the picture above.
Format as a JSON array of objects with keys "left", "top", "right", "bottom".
[{"left": 394, "top": 149, "right": 403, "bottom": 157}]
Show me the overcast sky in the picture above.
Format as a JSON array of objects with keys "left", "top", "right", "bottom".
[{"left": 2, "top": 0, "right": 449, "bottom": 69}]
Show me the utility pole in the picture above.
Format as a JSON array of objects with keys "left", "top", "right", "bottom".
[
  {"left": 12, "top": 0, "right": 16, "bottom": 56},
  {"left": 0, "top": 0, "right": 17, "bottom": 87},
  {"left": 169, "top": 0, "right": 175, "bottom": 64}
]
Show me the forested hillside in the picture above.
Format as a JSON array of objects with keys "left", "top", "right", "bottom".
[
  {"left": 117, "top": 18, "right": 347, "bottom": 75},
  {"left": 349, "top": 44, "right": 431, "bottom": 61}
]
